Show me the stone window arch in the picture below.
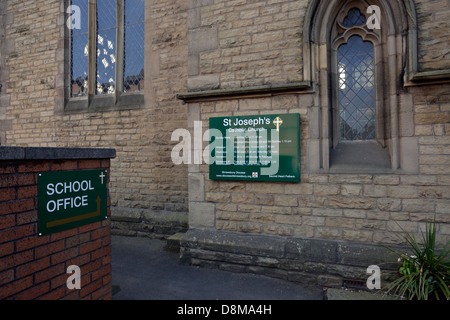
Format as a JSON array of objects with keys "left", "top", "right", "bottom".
[{"left": 303, "top": 0, "right": 417, "bottom": 172}]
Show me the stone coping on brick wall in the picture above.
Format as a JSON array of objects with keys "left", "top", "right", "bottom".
[{"left": 0, "top": 146, "right": 116, "bottom": 160}]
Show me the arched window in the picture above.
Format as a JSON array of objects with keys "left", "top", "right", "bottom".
[
  {"left": 303, "top": 0, "right": 416, "bottom": 172},
  {"left": 337, "top": 34, "right": 376, "bottom": 141},
  {"left": 328, "top": 4, "right": 391, "bottom": 170}
]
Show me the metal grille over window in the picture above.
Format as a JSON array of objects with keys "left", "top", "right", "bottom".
[
  {"left": 123, "top": 0, "right": 145, "bottom": 93},
  {"left": 70, "top": 0, "right": 89, "bottom": 97},
  {"left": 338, "top": 35, "right": 375, "bottom": 141},
  {"left": 96, "top": 0, "right": 117, "bottom": 95}
]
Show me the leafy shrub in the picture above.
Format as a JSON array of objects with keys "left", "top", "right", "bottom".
[{"left": 384, "top": 218, "right": 449, "bottom": 300}]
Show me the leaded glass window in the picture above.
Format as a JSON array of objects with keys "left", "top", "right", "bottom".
[
  {"left": 337, "top": 35, "right": 376, "bottom": 141},
  {"left": 96, "top": 0, "right": 117, "bottom": 95},
  {"left": 310, "top": 1, "right": 404, "bottom": 170},
  {"left": 69, "top": 0, "right": 145, "bottom": 100},
  {"left": 343, "top": 8, "right": 366, "bottom": 28},
  {"left": 124, "top": 0, "right": 145, "bottom": 92},
  {"left": 70, "top": 0, "right": 88, "bottom": 97}
]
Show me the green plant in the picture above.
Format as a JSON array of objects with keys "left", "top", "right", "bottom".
[{"left": 384, "top": 218, "right": 450, "bottom": 300}]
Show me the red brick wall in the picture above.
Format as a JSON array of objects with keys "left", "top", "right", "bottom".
[{"left": 0, "top": 158, "right": 112, "bottom": 300}]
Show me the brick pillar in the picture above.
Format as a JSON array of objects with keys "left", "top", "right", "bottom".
[{"left": 0, "top": 147, "right": 115, "bottom": 300}]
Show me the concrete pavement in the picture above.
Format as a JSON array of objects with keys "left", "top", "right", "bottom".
[{"left": 111, "top": 235, "right": 324, "bottom": 300}]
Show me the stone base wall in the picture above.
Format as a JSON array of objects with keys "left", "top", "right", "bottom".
[
  {"left": 180, "top": 229, "right": 399, "bottom": 287},
  {"left": 111, "top": 207, "right": 188, "bottom": 239},
  {"left": 182, "top": 84, "right": 449, "bottom": 285}
]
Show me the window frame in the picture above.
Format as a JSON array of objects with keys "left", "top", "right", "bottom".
[
  {"left": 65, "top": 0, "right": 144, "bottom": 113},
  {"left": 330, "top": 31, "right": 391, "bottom": 171},
  {"left": 327, "top": 3, "right": 391, "bottom": 171},
  {"left": 302, "top": 0, "right": 417, "bottom": 173},
  {"left": 330, "top": 5, "right": 385, "bottom": 151}
]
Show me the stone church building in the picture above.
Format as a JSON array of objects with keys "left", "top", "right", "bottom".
[{"left": 1, "top": 0, "right": 449, "bottom": 286}]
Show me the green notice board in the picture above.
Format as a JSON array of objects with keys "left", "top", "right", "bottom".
[
  {"left": 209, "top": 113, "right": 300, "bottom": 182},
  {"left": 38, "top": 169, "right": 108, "bottom": 236}
]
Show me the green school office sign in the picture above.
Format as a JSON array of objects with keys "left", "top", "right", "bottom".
[
  {"left": 38, "top": 169, "right": 108, "bottom": 236},
  {"left": 209, "top": 113, "right": 300, "bottom": 182}
]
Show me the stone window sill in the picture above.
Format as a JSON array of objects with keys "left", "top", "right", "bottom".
[
  {"left": 328, "top": 141, "right": 392, "bottom": 174},
  {"left": 64, "top": 92, "right": 144, "bottom": 114}
]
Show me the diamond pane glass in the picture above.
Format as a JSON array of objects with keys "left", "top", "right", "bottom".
[
  {"left": 343, "top": 8, "right": 366, "bottom": 28},
  {"left": 338, "top": 35, "right": 375, "bottom": 141},
  {"left": 124, "top": 0, "right": 145, "bottom": 93},
  {"left": 70, "top": 0, "right": 88, "bottom": 97},
  {"left": 96, "top": 0, "right": 117, "bottom": 95}
]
